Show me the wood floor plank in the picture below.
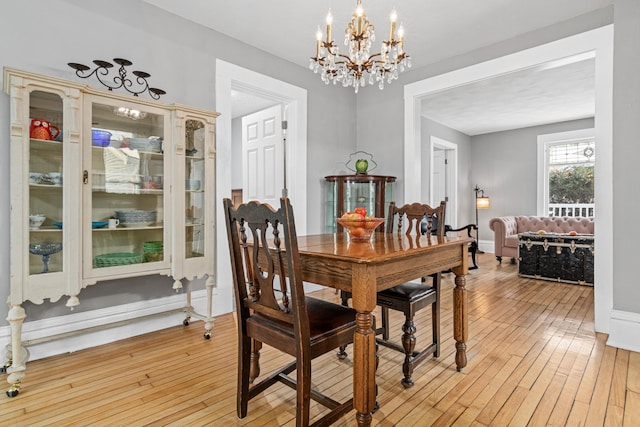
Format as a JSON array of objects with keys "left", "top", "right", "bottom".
[{"left": 2, "top": 254, "right": 638, "bottom": 427}]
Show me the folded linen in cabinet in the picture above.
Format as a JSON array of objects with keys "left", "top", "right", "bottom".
[{"left": 103, "top": 147, "right": 141, "bottom": 194}]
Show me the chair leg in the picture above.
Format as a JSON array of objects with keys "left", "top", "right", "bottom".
[
  {"left": 432, "top": 274, "right": 441, "bottom": 358},
  {"left": 400, "top": 314, "right": 417, "bottom": 388},
  {"left": 249, "top": 339, "right": 262, "bottom": 383},
  {"left": 337, "top": 292, "right": 350, "bottom": 359},
  {"left": 382, "top": 307, "right": 390, "bottom": 341},
  {"left": 296, "top": 352, "right": 312, "bottom": 426},
  {"left": 469, "top": 242, "right": 479, "bottom": 270},
  {"left": 238, "top": 335, "right": 252, "bottom": 418}
]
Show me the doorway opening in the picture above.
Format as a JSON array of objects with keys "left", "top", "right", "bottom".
[
  {"left": 430, "top": 136, "right": 458, "bottom": 227},
  {"left": 403, "top": 26, "right": 613, "bottom": 333}
]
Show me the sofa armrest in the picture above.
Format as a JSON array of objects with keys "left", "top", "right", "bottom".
[{"left": 489, "top": 216, "right": 518, "bottom": 257}]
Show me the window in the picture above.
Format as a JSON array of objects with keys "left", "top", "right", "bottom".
[{"left": 537, "top": 129, "right": 595, "bottom": 217}]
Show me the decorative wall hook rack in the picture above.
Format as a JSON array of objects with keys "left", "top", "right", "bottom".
[{"left": 68, "top": 58, "right": 166, "bottom": 99}]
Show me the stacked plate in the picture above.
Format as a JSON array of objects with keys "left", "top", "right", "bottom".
[
  {"left": 129, "top": 137, "right": 163, "bottom": 153},
  {"left": 115, "top": 210, "right": 157, "bottom": 227},
  {"left": 94, "top": 252, "right": 143, "bottom": 267}
]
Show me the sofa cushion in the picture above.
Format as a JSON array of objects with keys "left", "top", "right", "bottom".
[{"left": 516, "top": 216, "right": 594, "bottom": 235}]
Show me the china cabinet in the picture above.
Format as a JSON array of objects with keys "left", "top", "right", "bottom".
[
  {"left": 2, "top": 67, "right": 219, "bottom": 397},
  {"left": 324, "top": 174, "right": 396, "bottom": 232}
]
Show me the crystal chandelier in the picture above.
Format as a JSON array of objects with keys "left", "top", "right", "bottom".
[{"left": 309, "top": 0, "right": 411, "bottom": 93}]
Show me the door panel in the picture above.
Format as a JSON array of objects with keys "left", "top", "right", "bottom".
[{"left": 242, "top": 105, "right": 282, "bottom": 206}]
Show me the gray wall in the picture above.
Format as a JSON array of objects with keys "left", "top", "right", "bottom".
[
  {"left": 0, "top": 0, "right": 356, "bottom": 322},
  {"left": 470, "top": 118, "right": 595, "bottom": 242},
  {"left": 612, "top": 0, "right": 640, "bottom": 312}
]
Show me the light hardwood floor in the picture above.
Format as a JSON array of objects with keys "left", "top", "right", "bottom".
[{"left": 2, "top": 254, "right": 639, "bottom": 426}]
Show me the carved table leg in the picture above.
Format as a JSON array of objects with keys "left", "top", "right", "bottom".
[
  {"left": 453, "top": 273, "right": 468, "bottom": 372},
  {"left": 351, "top": 264, "right": 377, "bottom": 427},
  {"left": 249, "top": 339, "right": 262, "bottom": 384},
  {"left": 353, "top": 312, "right": 376, "bottom": 427},
  {"left": 6, "top": 305, "right": 27, "bottom": 397}
]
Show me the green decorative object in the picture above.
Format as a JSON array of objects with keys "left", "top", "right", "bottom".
[
  {"left": 345, "top": 151, "right": 377, "bottom": 174},
  {"left": 355, "top": 159, "right": 368, "bottom": 173}
]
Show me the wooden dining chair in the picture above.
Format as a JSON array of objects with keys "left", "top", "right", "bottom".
[
  {"left": 223, "top": 197, "right": 356, "bottom": 426},
  {"left": 339, "top": 200, "right": 446, "bottom": 388}
]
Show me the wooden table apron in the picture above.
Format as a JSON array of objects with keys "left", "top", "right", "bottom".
[{"left": 256, "top": 233, "right": 470, "bottom": 427}]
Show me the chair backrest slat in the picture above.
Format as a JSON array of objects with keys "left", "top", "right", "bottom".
[
  {"left": 224, "top": 198, "right": 309, "bottom": 335},
  {"left": 387, "top": 201, "right": 447, "bottom": 239}
]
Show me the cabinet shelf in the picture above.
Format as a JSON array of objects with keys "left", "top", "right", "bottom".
[{"left": 92, "top": 187, "right": 163, "bottom": 195}]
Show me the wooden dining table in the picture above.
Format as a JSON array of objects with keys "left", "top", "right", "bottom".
[{"left": 294, "top": 231, "right": 472, "bottom": 427}]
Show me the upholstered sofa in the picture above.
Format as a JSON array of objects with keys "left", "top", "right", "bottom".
[{"left": 489, "top": 216, "right": 594, "bottom": 263}]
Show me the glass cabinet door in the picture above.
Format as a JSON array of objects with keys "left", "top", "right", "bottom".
[
  {"left": 184, "top": 119, "right": 206, "bottom": 259},
  {"left": 28, "top": 91, "right": 64, "bottom": 275},
  {"left": 344, "top": 181, "right": 377, "bottom": 216},
  {"left": 87, "top": 98, "right": 168, "bottom": 273}
]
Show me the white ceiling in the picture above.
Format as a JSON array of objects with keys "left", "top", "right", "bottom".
[{"left": 143, "top": 0, "right": 610, "bottom": 134}]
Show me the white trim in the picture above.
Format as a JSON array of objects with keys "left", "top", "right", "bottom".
[
  {"left": 404, "top": 25, "right": 613, "bottom": 334},
  {"left": 607, "top": 310, "right": 640, "bottom": 353},
  {"left": 0, "top": 290, "right": 211, "bottom": 361},
  {"left": 215, "top": 60, "right": 308, "bottom": 316},
  {"left": 430, "top": 136, "right": 458, "bottom": 227},
  {"left": 537, "top": 128, "right": 595, "bottom": 217}
]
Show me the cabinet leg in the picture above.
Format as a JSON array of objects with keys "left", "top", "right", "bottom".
[
  {"left": 6, "top": 305, "right": 27, "bottom": 397},
  {"left": 203, "top": 276, "right": 215, "bottom": 339}
]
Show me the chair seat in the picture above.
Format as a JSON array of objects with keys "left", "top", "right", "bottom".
[
  {"left": 378, "top": 282, "right": 436, "bottom": 302},
  {"left": 248, "top": 297, "right": 357, "bottom": 356}
]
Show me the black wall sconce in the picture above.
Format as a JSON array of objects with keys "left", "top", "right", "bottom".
[{"left": 68, "top": 58, "right": 166, "bottom": 100}]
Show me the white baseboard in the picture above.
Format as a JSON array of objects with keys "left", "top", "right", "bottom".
[
  {"left": 0, "top": 289, "right": 213, "bottom": 362},
  {"left": 606, "top": 309, "right": 640, "bottom": 352},
  {"left": 478, "top": 239, "right": 494, "bottom": 254}
]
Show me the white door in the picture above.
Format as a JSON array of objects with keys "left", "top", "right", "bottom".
[
  {"left": 433, "top": 148, "right": 446, "bottom": 204},
  {"left": 430, "top": 137, "right": 457, "bottom": 227},
  {"left": 242, "top": 105, "right": 283, "bottom": 206}
]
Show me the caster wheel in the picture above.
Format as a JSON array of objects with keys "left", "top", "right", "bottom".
[
  {"left": 204, "top": 332, "right": 211, "bottom": 340},
  {"left": 336, "top": 349, "right": 347, "bottom": 360},
  {"left": 183, "top": 319, "right": 190, "bottom": 326},
  {"left": 6, "top": 388, "right": 19, "bottom": 398}
]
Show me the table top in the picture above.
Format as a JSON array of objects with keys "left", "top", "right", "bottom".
[{"left": 296, "top": 232, "right": 472, "bottom": 263}]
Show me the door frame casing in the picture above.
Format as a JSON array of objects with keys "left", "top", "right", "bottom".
[
  {"left": 404, "top": 26, "right": 613, "bottom": 334},
  {"left": 215, "top": 60, "right": 308, "bottom": 315}
]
